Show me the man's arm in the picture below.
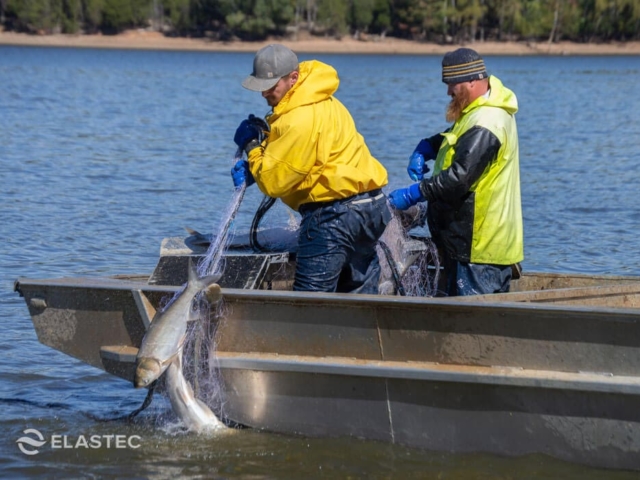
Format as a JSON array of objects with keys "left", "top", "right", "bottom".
[
  {"left": 419, "top": 126, "right": 500, "bottom": 205},
  {"left": 248, "top": 110, "right": 317, "bottom": 198}
]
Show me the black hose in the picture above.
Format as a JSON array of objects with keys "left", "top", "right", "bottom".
[
  {"left": 249, "top": 195, "right": 277, "bottom": 252},
  {"left": 124, "top": 380, "right": 157, "bottom": 421},
  {"left": 83, "top": 380, "right": 158, "bottom": 423}
]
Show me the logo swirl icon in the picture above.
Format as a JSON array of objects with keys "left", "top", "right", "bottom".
[{"left": 16, "top": 428, "right": 46, "bottom": 455}]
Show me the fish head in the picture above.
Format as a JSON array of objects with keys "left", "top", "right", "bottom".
[{"left": 134, "top": 357, "right": 163, "bottom": 388}]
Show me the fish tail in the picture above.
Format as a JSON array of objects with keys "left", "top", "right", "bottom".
[{"left": 188, "top": 258, "right": 221, "bottom": 290}]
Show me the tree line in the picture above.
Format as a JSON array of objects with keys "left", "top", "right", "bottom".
[{"left": 1, "top": 0, "right": 638, "bottom": 43}]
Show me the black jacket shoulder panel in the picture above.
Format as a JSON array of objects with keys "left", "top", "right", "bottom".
[{"left": 421, "top": 125, "right": 501, "bottom": 205}]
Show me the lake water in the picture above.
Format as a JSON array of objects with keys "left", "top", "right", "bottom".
[{"left": 2, "top": 46, "right": 640, "bottom": 478}]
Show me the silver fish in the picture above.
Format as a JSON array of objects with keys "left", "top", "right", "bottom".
[
  {"left": 134, "top": 261, "right": 219, "bottom": 388},
  {"left": 165, "top": 350, "right": 226, "bottom": 432}
]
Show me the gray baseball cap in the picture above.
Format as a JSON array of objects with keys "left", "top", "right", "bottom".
[{"left": 242, "top": 44, "right": 299, "bottom": 92}]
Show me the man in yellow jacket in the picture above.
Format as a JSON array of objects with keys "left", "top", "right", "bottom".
[
  {"left": 389, "top": 48, "right": 524, "bottom": 296},
  {"left": 231, "top": 44, "right": 391, "bottom": 294}
]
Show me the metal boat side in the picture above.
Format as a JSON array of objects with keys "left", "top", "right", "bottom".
[
  {"left": 13, "top": 272, "right": 640, "bottom": 470},
  {"left": 213, "top": 287, "right": 640, "bottom": 470}
]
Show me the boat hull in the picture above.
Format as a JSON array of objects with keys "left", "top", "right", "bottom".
[{"left": 14, "top": 272, "right": 640, "bottom": 470}]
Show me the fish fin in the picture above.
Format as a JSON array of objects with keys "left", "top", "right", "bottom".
[
  {"left": 185, "top": 227, "right": 214, "bottom": 247},
  {"left": 172, "top": 350, "right": 184, "bottom": 371},
  {"left": 196, "top": 399, "right": 225, "bottom": 427},
  {"left": 160, "top": 349, "right": 183, "bottom": 374},
  {"left": 188, "top": 257, "right": 199, "bottom": 284},
  {"left": 175, "top": 336, "right": 187, "bottom": 357},
  {"left": 202, "top": 273, "right": 222, "bottom": 287}
]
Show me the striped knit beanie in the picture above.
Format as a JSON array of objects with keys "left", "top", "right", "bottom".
[{"left": 442, "top": 48, "right": 488, "bottom": 84}]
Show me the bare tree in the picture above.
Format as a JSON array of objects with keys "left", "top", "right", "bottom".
[{"left": 548, "top": 0, "right": 560, "bottom": 43}]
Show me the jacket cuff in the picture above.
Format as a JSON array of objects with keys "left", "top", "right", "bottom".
[{"left": 244, "top": 139, "right": 261, "bottom": 155}]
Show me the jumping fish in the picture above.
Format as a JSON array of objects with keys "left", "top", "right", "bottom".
[
  {"left": 165, "top": 350, "right": 226, "bottom": 432},
  {"left": 134, "top": 261, "right": 220, "bottom": 388}
]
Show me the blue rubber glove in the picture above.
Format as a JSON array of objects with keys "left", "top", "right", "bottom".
[
  {"left": 388, "top": 183, "right": 425, "bottom": 211},
  {"left": 231, "top": 159, "right": 255, "bottom": 189},
  {"left": 233, "top": 119, "right": 262, "bottom": 152},
  {"left": 407, "top": 139, "right": 435, "bottom": 181},
  {"left": 247, "top": 114, "right": 269, "bottom": 139}
]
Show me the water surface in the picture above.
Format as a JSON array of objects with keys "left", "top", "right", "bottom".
[{"left": 2, "top": 46, "right": 640, "bottom": 478}]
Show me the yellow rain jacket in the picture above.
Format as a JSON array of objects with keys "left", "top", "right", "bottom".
[
  {"left": 420, "top": 75, "right": 523, "bottom": 265},
  {"left": 247, "top": 60, "right": 388, "bottom": 211}
]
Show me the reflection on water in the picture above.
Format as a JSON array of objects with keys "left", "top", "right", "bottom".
[{"left": 2, "top": 46, "right": 640, "bottom": 478}]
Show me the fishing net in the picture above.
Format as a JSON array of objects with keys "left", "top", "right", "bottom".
[
  {"left": 378, "top": 206, "right": 442, "bottom": 297},
  {"left": 181, "top": 192, "right": 300, "bottom": 426},
  {"left": 164, "top": 195, "right": 443, "bottom": 430}
]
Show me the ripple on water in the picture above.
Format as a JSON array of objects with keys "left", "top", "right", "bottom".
[{"left": 2, "top": 49, "right": 640, "bottom": 478}]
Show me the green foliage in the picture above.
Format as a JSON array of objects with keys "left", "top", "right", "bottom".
[
  {"left": 391, "top": 0, "right": 441, "bottom": 39},
  {"left": 350, "top": 0, "right": 375, "bottom": 31},
  {"left": 370, "top": 0, "right": 391, "bottom": 33},
  {"left": 60, "top": 0, "right": 81, "bottom": 32},
  {"left": 101, "top": 0, "right": 134, "bottom": 32},
  {"left": 443, "top": 0, "right": 488, "bottom": 41},
  {"left": 164, "top": 0, "right": 191, "bottom": 33},
  {"left": 1, "top": 0, "right": 638, "bottom": 41},
  {"left": 317, "top": 0, "right": 348, "bottom": 36},
  {"left": 585, "top": 0, "right": 640, "bottom": 40},
  {"left": 82, "top": 0, "right": 105, "bottom": 32},
  {"left": 6, "top": 0, "right": 52, "bottom": 32},
  {"left": 223, "top": 0, "right": 294, "bottom": 39},
  {"left": 190, "top": 0, "right": 226, "bottom": 34}
]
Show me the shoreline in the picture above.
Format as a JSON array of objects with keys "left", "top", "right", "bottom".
[{"left": 1, "top": 30, "right": 640, "bottom": 55}]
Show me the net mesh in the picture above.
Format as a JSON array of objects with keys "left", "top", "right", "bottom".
[{"left": 159, "top": 196, "right": 441, "bottom": 429}]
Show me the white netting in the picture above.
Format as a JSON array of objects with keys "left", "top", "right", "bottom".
[
  {"left": 163, "top": 196, "right": 442, "bottom": 430},
  {"left": 377, "top": 209, "right": 442, "bottom": 297}
]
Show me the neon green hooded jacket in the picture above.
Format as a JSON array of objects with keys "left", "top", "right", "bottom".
[
  {"left": 419, "top": 75, "right": 524, "bottom": 265},
  {"left": 247, "top": 60, "right": 388, "bottom": 211}
]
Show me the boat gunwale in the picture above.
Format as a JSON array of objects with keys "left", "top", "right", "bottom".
[{"left": 14, "top": 274, "right": 640, "bottom": 321}]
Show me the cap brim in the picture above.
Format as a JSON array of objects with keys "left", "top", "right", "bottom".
[{"left": 242, "top": 75, "right": 280, "bottom": 92}]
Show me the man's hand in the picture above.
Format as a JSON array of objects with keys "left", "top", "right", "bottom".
[
  {"left": 247, "top": 114, "right": 269, "bottom": 139},
  {"left": 234, "top": 119, "right": 262, "bottom": 153},
  {"left": 407, "top": 139, "right": 435, "bottom": 181},
  {"left": 388, "top": 183, "right": 425, "bottom": 210},
  {"left": 231, "top": 159, "right": 255, "bottom": 189}
]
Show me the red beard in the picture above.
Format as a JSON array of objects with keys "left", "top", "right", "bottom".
[{"left": 445, "top": 87, "right": 472, "bottom": 123}]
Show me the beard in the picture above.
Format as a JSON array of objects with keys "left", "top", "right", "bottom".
[
  {"left": 445, "top": 87, "right": 472, "bottom": 123},
  {"left": 264, "top": 96, "right": 277, "bottom": 107}
]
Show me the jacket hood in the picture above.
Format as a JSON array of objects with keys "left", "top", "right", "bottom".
[
  {"left": 464, "top": 75, "right": 518, "bottom": 115},
  {"left": 271, "top": 60, "right": 339, "bottom": 120}
]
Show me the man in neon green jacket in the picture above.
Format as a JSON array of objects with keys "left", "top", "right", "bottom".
[
  {"left": 389, "top": 48, "right": 524, "bottom": 296},
  {"left": 232, "top": 44, "right": 391, "bottom": 294}
]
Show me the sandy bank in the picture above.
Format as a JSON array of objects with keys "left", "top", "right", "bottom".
[{"left": 1, "top": 30, "right": 639, "bottom": 55}]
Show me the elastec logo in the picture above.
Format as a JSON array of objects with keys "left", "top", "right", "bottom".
[
  {"left": 16, "top": 429, "right": 47, "bottom": 455},
  {"left": 16, "top": 428, "right": 142, "bottom": 455}
]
